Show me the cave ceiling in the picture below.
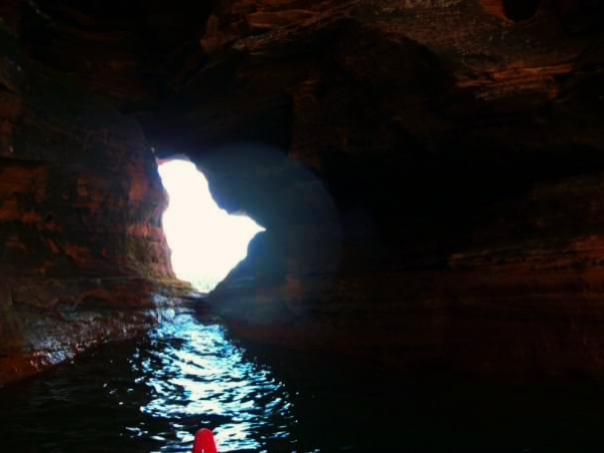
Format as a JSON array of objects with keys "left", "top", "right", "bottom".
[{"left": 2, "top": 0, "right": 604, "bottom": 257}]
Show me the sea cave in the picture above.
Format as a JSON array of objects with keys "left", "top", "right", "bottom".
[{"left": 2, "top": 0, "right": 604, "bottom": 451}]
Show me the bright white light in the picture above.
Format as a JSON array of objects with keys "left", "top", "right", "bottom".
[{"left": 158, "top": 159, "right": 264, "bottom": 292}]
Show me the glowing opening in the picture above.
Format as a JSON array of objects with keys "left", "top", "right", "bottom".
[{"left": 158, "top": 159, "right": 264, "bottom": 292}]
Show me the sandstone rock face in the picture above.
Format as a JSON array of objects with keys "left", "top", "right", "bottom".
[
  {"left": 179, "top": 0, "right": 604, "bottom": 377},
  {"left": 2, "top": 0, "right": 604, "bottom": 381},
  {"left": 0, "top": 24, "right": 177, "bottom": 385}
]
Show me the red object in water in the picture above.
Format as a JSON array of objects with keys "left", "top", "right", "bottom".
[{"left": 192, "top": 428, "right": 219, "bottom": 453}]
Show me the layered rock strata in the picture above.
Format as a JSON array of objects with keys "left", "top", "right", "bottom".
[{"left": 0, "top": 26, "right": 178, "bottom": 385}]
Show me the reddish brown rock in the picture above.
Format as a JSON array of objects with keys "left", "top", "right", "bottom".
[
  {"left": 189, "top": 0, "right": 604, "bottom": 377},
  {"left": 0, "top": 26, "right": 182, "bottom": 385},
  {"left": 2, "top": 0, "right": 604, "bottom": 382}
]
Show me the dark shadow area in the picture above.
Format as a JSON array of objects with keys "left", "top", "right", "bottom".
[{"left": 502, "top": 0, "right": 541, "bottom": 22}]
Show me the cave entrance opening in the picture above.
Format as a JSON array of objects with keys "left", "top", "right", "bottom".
[{"left": 158, "top": 159, "right": 265, "bottom": 292}]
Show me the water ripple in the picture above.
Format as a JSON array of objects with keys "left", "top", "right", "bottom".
[
  {"left": 127, "top": 314, "right": 298, "bottom": 452},
  {"left": 4, "top": 311, "right": 604, "bottom": 452}
]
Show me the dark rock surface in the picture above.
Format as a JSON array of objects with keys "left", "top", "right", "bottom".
[
  {"left": 2, "top": 0, "right": 604, "bottom": 382},
  {"left": 0, "top": 21, "right": 182, "bottom": 384}
]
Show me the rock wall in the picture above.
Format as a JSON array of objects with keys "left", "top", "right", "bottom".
[
  {"left": 0, "top": 25, "right": 177, "bottom": 385},
  {"left": 212, "top": 172, "right": 604, "bottom": 377},
  {"left": 154, "top": 0, "right": 604, "bottom": 377},
  {"left": 2, "top": 0, "right": 604, "bottom": 381}
]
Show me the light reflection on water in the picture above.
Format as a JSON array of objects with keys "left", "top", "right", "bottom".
[
  {"left": 4, "top": 310, "right": 604, "bottom": 452},
  {"left": 0, "top": 311, "right": 309, "bottom": 453},
  {"left": 131, "top": 315, "right": 296, "bottom": 452}
]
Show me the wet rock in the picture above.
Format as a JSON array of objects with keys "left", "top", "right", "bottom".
[{"left": 0, "top": 25, "right": 181, "bottom": 385}]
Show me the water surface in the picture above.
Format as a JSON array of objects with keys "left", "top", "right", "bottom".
[{"left": 2, "top": 310, "right": 604, "bottom": 452}]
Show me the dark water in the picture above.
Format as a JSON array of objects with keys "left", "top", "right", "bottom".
[{"left": 2, "top": 310, "right": 604, "bottom": 452}]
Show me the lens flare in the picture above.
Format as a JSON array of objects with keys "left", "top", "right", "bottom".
[{"left": 158, "top": 159, "right": 264, "bottom": 292}]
